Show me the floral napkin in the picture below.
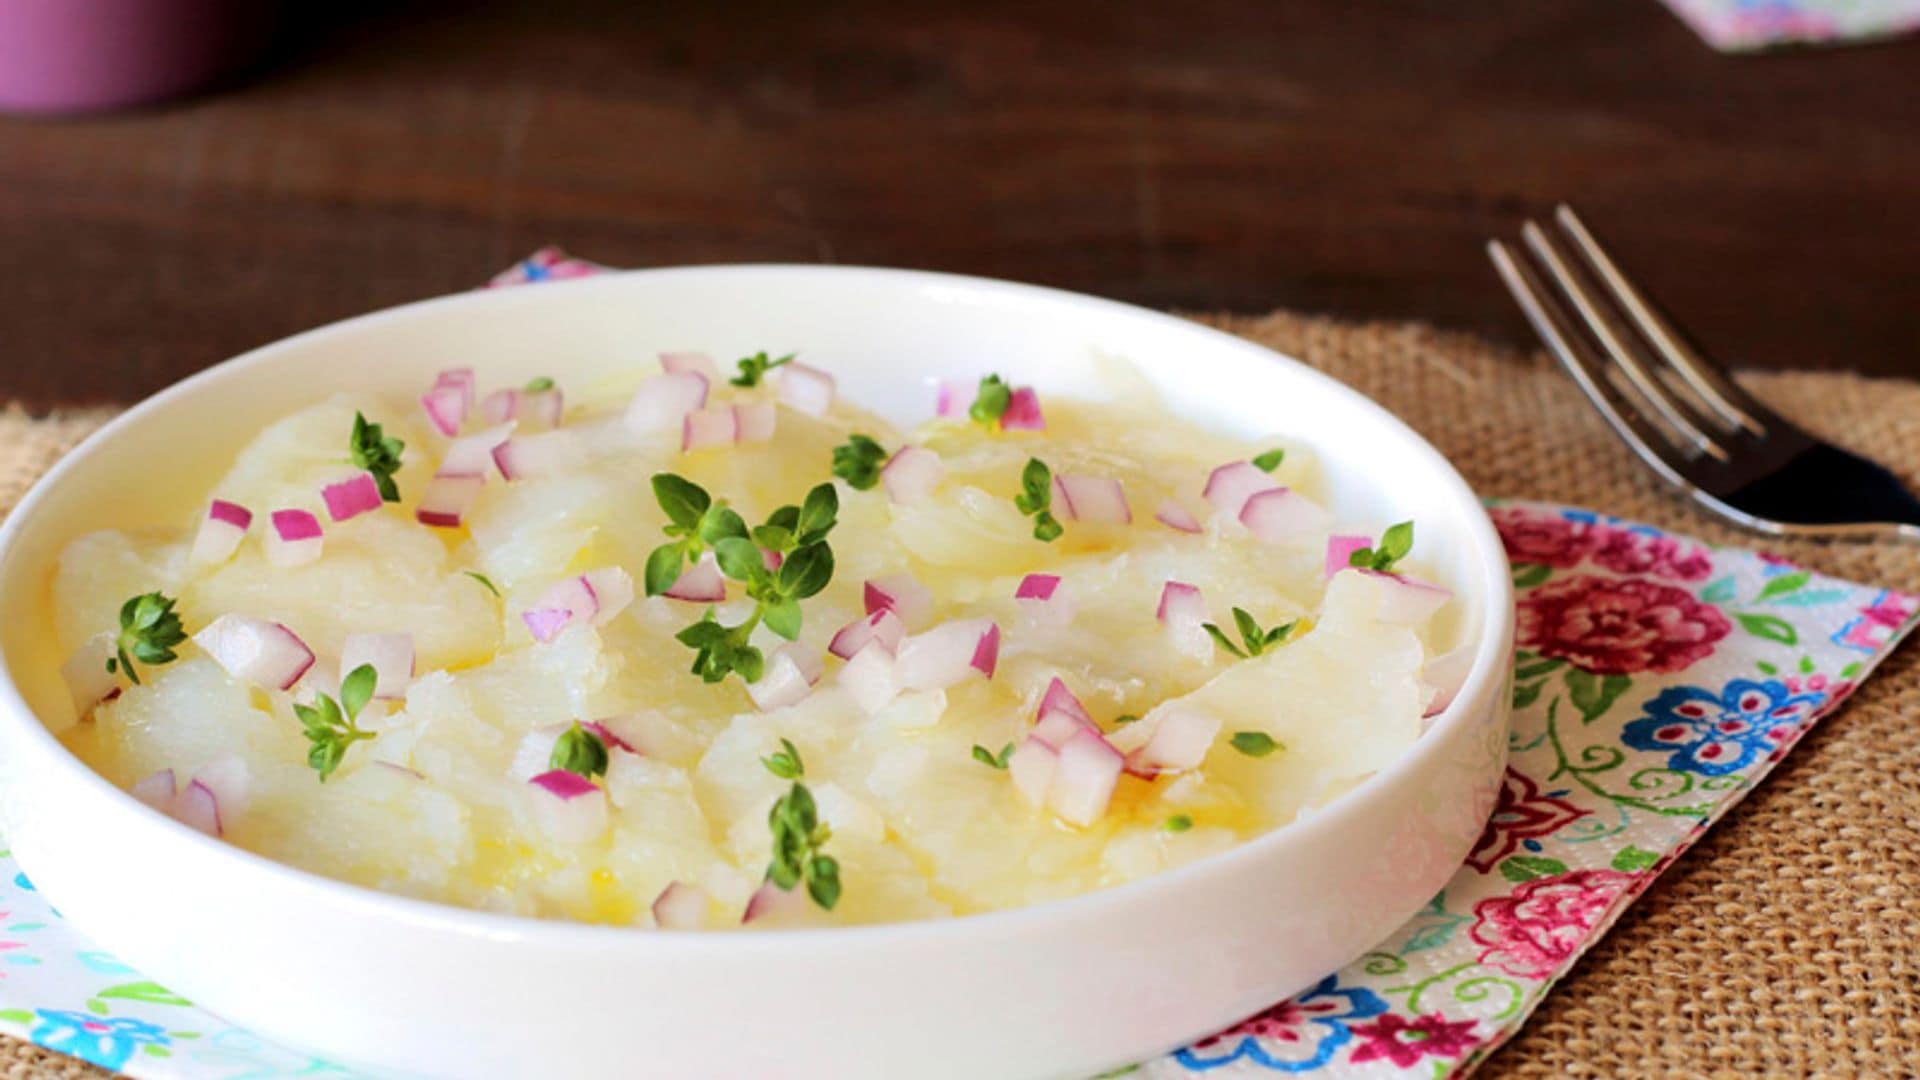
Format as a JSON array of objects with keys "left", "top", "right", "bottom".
[
  {"left": 2, "top": 257, "right": 1916, "bottom": 1078},
  {"left": 1659, "top": 0, "right": 1920, "bottom": 50}
]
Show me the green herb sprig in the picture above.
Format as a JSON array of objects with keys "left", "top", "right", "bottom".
[
  {"left": 831, "top": 434, "right": 889, "bottom": 491},
  {"left": 296, "top": 663, "right": 380, "bottom": 782},
  {"left": 1251, "top": 448, "right": 1286, "bottom": 473},
  {"left": 1164, "top": 814, "right": 1194, "bottom": 833},
  {"left": 525, "top": 376, "right": 556, "bottom": 392},
  {"left": 1014, "top": 458, "right": 1064, "bottom": 542},
  {"left": 969, "top": 374, "right": 1012, "bottom": 426},
  {"left": 1229, "top": 731, "right": 1283, "bottom": 758},
  {"left": 1203, "top": 607, "right": 1297, "bottom": 660},
  {"left": 105, "top": 592, "right": 187, "bottom": 686},
  {"left": 731, "top": 351, "right": 795, "bottom": 388},
  {"left": 463, "top": 571, "right": 502, "bottom": 598},
  {"left": 761, "top": 739, "right": 840, "bottom": 910},
  {"left": 1348, "top": 520, "right": 1415, "bottom": 573},
  {"left": 972, "top": 742, "right": 1014, "bottom": 770},
  {"left": 643, "top": 474, "right": 750, "bottom": 596},
  {"left": 550, "top": 722, "right": 610, "bottom": 779},
  {"left": 348, "top": 411, "right": 405, "bottom": 503}
]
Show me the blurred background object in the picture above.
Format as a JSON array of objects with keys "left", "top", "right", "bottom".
[
  {"left": 1659, "top": 0, "right": 1920, "bottom": 51},
  {"left": 0, "top": 0, "right": 278, "bottom": 114}
]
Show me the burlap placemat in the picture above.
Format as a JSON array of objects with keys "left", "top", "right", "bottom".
[{"left": 3, "top": 310, "right": 1916, "bottom": 1078}]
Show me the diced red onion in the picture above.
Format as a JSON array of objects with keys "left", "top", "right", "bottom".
[
  {"left": 61, "top": 633, "right": 121, "bottom": 715},
  {"left": 1117, "top": 707, "right": 1220, "bottom": 776},
  {"left": 894, "top": 617, "right": 998, "bottom": 691},
  {"left": 1422, "top": 644, "right": 1475, "bottom": 717},
  {"left": 999, "top": 386, "right": 1046, "bottom": 431},
  {"left": 580, "top": 567, "right": 635, "bottom": 625},
  {"left": 1015, "top": 573, "right": 1059, "bottom": 601},
  {"left": 192, "top": 754, "right": 251, "bottom": 819},
  {"left": 525, "top": 387, "right": 565, "bottom": 429},
  {"left": 652, "top": 881, "right": 710, "bottom": 930},
  {"left": 828, "top": 608, "right": 906, "bottom": 660},
  {"left": 1154, "top": 498, "right": 1202, "bottom": 534},
  {"left": 933, "top": 379, "right": 967, "bottom": 419},
  {"left": 321, "top": 472, "right": 383, "bottom": 523},
  {"left": 880, "top": 445, "right": 944, "bottom": 505},
  {"left": 1239, "top": 487, "right": 1331, "bottom": 544},
  {"left": 193, "top": 614, "right": 316, "bottom": 691},
  {"left": 627, "top": 371, "right": 711, "bottom": 436},
  {"left": 1326, "top": 534, "right": 1372, "bottom": 578},
  {"left": 682, "top": 406, "right": 738, "bottom": 451},
  {"left": 742, "top": 880, "right": 809, "bottom": 926},
  {"left": 191, "top": 499, "right": 252, "bottom": 565},
  {"left": 1051, "top": 473, "right": 1130, "bottom": 524},
  {"left": 1007, "top": 738, "right": 1058, "bottom": 807},
  {"left": 1016, "top": 573, "right": 1075, "bottom": 625},
  {"left": 1157, "top": 580, "right": 1212, "bottom": 658},
  {"left": 416, "top": 472, "right": 485, "bottom": 528},
  {"left": 733, "top": 402, "right": 777, "bottom": 444},
  {"left": 864, "top": 573, "right": 934, "bottom": 629},
  {"left": 481, "top": 388, "right": 521, "bottom": 425},
  {"left": 374, "top": 761, "right": 426, "bottom": 781},
  {"left": 420, "top": 384, "right": 467, "bottom": 437},
  {"left": 1049, "top": 729, "right": 1124, "bottom": 826},
  {"left": 746, "top": 644, "right": 822, "bottom": 711},
  {"left": 1359, "top": 569, "right": 1453, "bottom": 625},
  {"left": 433, "top": 367, "right": 476, "bottom": 412},
  {"left": 664, "top": 554, "right": 726, "bottom": 603},
  {"left": 175, "top": 779, "right": 223, "bottom": 837},
  {"left": 440, "top": 422, "right": 515, "bottom": 478},
  {"left": 527, "top": 770, "right": 608, "bottom": 844},
  {"left": 838, "top": 642, "right": 901, "bottom": 714},
  {"left": 660, "top": 351, "right": 720, "bottom": 381},
  {"left": 776, "top": 362, "right": 836, "bottom": 417},
  {"left": 492, "top": 430, "right": 586, "bottom": 481},
  {"left": 340, "top": 632, "right": 414, "bottom": 699},
  {"left": 1031, "top": 677, "right": 1100, "bottom": 749},
  {"left": 266, "top": 509, "right": 323, "bottom": 568},
  {"left": 581, "top": 719, "right": 636, "bottom": 754},
  {"left": 131, "top": 769, "right": 176, "bottom": 811},
  {"left": 521, "top": 608, "right": 571, "bottom": 643},
  {"left": 1203, "top": 461, "right": 1282, "bottom": 521}
]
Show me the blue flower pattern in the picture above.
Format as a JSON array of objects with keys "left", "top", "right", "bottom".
[
  {"left": 1622, "top": 678, "right": 1825, "bottom": 776},
  {"left": 1174, "top": 975, "right": 1388, "bottom": 1072},
  {"left": 29, "top": 1010, "right": 169, "bottom": 1071}
]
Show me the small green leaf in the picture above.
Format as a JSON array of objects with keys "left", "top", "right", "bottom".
[
  {"left": 1735, "top": 612, "right": 1798, "bottom": 646},
  {"left": 463, "top": 571, "right": 502, "bottom": 598},
  {"left": 1112, "top": 714, "right": 1139, "bottom": 727},
  {"left": 730, "top": 351, "right": 795, "bottom": 388},
  {"left": 713, "top": 537, "right": 765, "bottom": 582},
  {"left": 700, "top": 506, "right": 750, "bottom": 545},
  {"left": 338, "top": 663, "right": 377, "bottom": 722},
  {"left": 549, "top": 722, "right": 610, "bottom": 779},
  {"left": 1511, "top": 680, "right": 1547, "bottom": 710},
  {"left": 524, "top": 376, "right": 555, "bottom": 392},
  {"left": 1514, "top": 656, "right": 1568, "bottom": 680},
  {"left": 1499, "top": 855, "right": 1568, "bottom": 883},
  {"left": 972, "top": 743, "right": 1013, "bottom": 770},
  {"left": 1376, "top": 521, "right": 1414, "bottom": 568},
  {"left": 751, "top": 524, "right": 793, "bottom": 552},
  {"left": 797, "top": 483, "right": 839, "bottom": 542},
  {"left": 1202, "top": 622, "right": 1246, "bottom": 658},
  {"left": 348, "top": 411, "right": 406, "bottom": 502},
  {"left": 831, "top": 434, "right": 889, "bottom": 490},
  {"left": 1757, "top": 571, "right": 1811, "bottom": 602},
  {"left": 762, "top": 596, "right": 803, "bottom": 640},
  {"left": 1251, "top": 448, "right": 1286, "bottom": 473},
  {"left": 1512, "top": 563, "right": 1553, "bottom": 589},
  {"left": 1229, "top": 731, "right": 1281, "bottom": 757},
  {"left": 1031, "top": 512, "right": 1063, "bottom": 542},
  {"left": 970, "top": 374, "right": 1012, "bottom": 425},
  {"left": 1232, "top": 608, "right": 1264, "bottom": 654},
  {"left": 650, "top": 474, "right": 711, "bottom": 529},
  {"left": 1611, "top": 846, "right": 1659, "bottom": 873},
  {"left": 778, "top": 542, "right": 835, "bottom": 600},
  {"left": 644, "top": 543, "right": 686, "bottom": 596},
  {"left": 804, "top": 853, "right": 841, "bottom": 910},
  {"left": 1164, "top": 814, "right": 1194, "bottom": 832},
  {"left": 762, "top": 738, "right": 805, "bottom": 779}
]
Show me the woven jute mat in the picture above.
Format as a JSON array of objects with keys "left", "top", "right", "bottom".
[{"left": 3, "top": 311, "right": 1917, "bottom": 1079}]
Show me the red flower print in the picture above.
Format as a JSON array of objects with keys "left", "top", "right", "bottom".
[
  {"left": 1591, "top": 530, "right": 1713, "bottom": 582},
  {"left": 1191, "top": 998, "right": 1327, "bottom": 1049},
  {"left": 1467, "top": 769, "right": 1590, "bottom": 873},
  {"left": 1346, "top": 1012, "right": 1480, "bottom": 1068},
  {"left": 1491, "top": 507, "right": 1602, "bottom": 568},
  {"left": 1518, "top": 574, "right": 1730, "bottom": 675},
  {"left": 1470, "top": 869, "right": 1636, "bottom": 979}
]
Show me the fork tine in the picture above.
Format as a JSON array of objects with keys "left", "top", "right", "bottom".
[
  {"left": 1552, "top": 204, "right": 1769, "bottom": 437},
  {"left": 1487, "top": 239, "right": 1702, "bottom": 493},
  {"left": 1520, "top": 221, "right": 1730, "bottom": 464}
]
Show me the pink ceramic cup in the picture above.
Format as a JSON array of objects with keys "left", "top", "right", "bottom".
[{"left": 0, "top": 0, "right": 276, "bottom": 115}]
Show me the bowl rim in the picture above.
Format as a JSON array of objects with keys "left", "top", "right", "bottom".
[{"left": 0, "top": 263, "right": 1514, "bottom": 953}]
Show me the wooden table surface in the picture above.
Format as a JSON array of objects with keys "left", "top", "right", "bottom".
[{"left": 1, "top": 0, "right": 1916, "bottom": 411}]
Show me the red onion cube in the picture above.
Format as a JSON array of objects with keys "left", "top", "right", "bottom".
[
  {"left": 130, "top": 769, "right": 176, "bottom": 811},
  {"left": 192, "top": 755, "right": 252, "bottom": 820},
  {"left": 481, "top": 388, "right": 521, "bottom": 425},
  {"left": 60, "top": 633, "right": 121, "bottom": 717},
  {"left": 776, "top": 362, "right": 836, "bottom": 417},
  {"left": 266, "top": 509, "right": 324, "bottom": 568},
  {"left": 491, "top": 430, "right": 587, "bottom": 481},
  {"left": 1422, "top": 644, "right": 1474, "bottom": 717},
  {"left": 420, "top": 384, "right": 468, "bottom": 437},
  {"left": 999, "top": 386, "right": 1046, "bottom": 431},
  {"left": 664, "top": 555, "right": 727, "bottom": 603},
  {"left": 1240, "top": 487, "right": 1332, "bottom": 544},
  {"left": 193, "top": 615, "right": 316, "bottom": 691},
  {"left": 521, "top": 608, "right": 571, "bottom": 643},
  {"left": 838, "top": 642, "right": 902, "bottom": 714},
  {"left": 440, "top": 423, "right": 515, "bottom": 478},
  {"left": 581, "top": 720, "right": 637, "bottom": 754},
  {"left": 828, "top": 608, "right": 907, "bottom": 660},
  {"left": 1051, "top": 473, "right": 1131, "bottom": 524},
  {"left": 416, "top": 473, "right": 485, "bottom": 528},
  {"left": 1117, "top": 707, "right": 1220, "bottom": 776},
  {"left": 528, "top": 770, "right": 609, "bottom": 844},
  {"left": 1049, "top": 729, "right": 1123, "bottom": 826},
  {"left": 746, "top": 644, "right": 822, "bottom": 711},
  {"left": 580, "top": 567, "right": 635, "bottom": 625},
  {"left": 175, "top": 779, "right": 223, "bottom": 837},
  {"left": 1326, "top": 534, "right": 1372, "bottom": 578},
  {"left": 895, "top": 618, "right": 998, "bottom": 691},
  {"left": 525, "top": 387, "right": 565, "bottom": 430},
  {"left": 733, "top": 402, "right": 777, "bottom": 444},
  {"left": 1203, "top": 461, "right": 1282, "bottom": 521},
  {"left": 1007, "top": 738, "right": 1058, "bottom": 807},
  {"left": 627, "top": 371, "right": 711, "bottom": 436},
  {"left": 191, "top": 499, "right": 253, "bottom": 565},
  {"left": 1016, "top": 574, "right": 1074, "bottom": 626},
  {"left": 1014, "top": 573, "right": 1060, "bottom": 601},
  {"left": 433, "top": 367, "right": 476, "bottom": 412},
  {"left": 682, "top": 406, "right": 738, "bottom": 451},
  {"left": 660, "top": 351, "right": 721, "bottom": 381},
  {"left": 880, "top": 445, "right": 944, "bottom": 505},
  {"left": 1156, "top": 580, "right": 1212, "bottom": 659},
  {"left": 863, "top": 573, "right": 934, "bottom": 629},
  {"left": 1358, "top": 569, "right": 1453, "bottom": 625},
  {"left": 1154, "top": 498, "right": 1203, "bottom": 534},
  {"left": 1031, "top": 678, "right": 1099, "bottom": 749},
  {"left": 652, "top": 881, "right": 711, "bottom": 930},
  {"left": 933, "top": 379, "right": 968, "bottom": 419},
  {"left": 742, "top": 879, "right": 812, "bottom": 927},
  {"left": 321, "top": 472, "right": 384, "bottom": 523},
  {"left": 340, "top": 632, "right": 414, "bottom": 699}
]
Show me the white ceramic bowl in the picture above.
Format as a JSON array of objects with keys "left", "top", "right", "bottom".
[{"left": 0, "top": 267, "right": 1512, "bottom": 1080}]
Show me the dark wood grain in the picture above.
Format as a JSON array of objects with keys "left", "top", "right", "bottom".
[{"left": 1, "top": 0, "right": 1916, "bottom": 409}]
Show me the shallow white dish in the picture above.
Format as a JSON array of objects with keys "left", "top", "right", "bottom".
[{"left": 0, "top": 266, "right": 1512, "bottom": 1080}]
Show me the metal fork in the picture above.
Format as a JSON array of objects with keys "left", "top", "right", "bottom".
[{"left": 1488, "top": 204, "right": 1920, "bottom": 542}]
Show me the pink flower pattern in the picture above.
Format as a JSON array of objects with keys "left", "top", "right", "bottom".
[{"left": 1470, "top": 870, "right": 1638, "bottom": 979}]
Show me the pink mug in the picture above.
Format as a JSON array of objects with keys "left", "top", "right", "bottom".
[{"left": 0, "top": 0, "right": 276, "bottom": 114}]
